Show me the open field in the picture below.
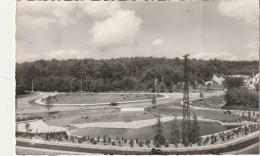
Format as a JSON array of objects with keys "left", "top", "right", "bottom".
[
  {"left": 190, "top": 95, "right": 225, "bottom": 109},
  {"left": 48, "top": 93, "right": 163, "bottom": 104},
  {"left": 45, "top": 111, "right": 154, "bottom": 127}
]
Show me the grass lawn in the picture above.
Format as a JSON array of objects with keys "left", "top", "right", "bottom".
[
  {"left": 191, "top": 96, "right": 225, "bottom": 109},
  {"left": 46, "top": 111, "right": 154, "bottom": 127},
  {"left": 47, "top": 94, "right": 163, "bottom": 104}
]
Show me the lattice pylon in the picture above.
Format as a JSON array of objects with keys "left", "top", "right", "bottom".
[{"left": 182, "top": 54, "right": 191, "bottom": 146}]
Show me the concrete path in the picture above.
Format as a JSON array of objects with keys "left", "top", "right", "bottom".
[
  {"left": 16, "top": 146, "right": 98, "bottom": 155},
  {"left": 17, "top": 120, "right": 66, "bottom": 133},
  {"left": 73, "top": 116, "right": 176, "bottom": 129}
]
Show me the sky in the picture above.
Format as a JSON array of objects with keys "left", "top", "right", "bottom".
[{"left": 16, "top": 0, "right": 259, "bottom": 62}]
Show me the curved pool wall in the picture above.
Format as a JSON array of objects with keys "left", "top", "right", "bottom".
[
  {"left": 34, "top": 94, "right": 170, "bottom": 107},
  {"left": 16, "top": 131, "right": 259, "bottom": 155}
]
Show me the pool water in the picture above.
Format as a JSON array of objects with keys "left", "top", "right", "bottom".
[{"left": 71, "top": 120, "right": 237, "bottom": 140}]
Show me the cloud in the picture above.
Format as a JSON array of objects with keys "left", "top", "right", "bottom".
[
  {"left": 16, "top": 2, "right": 78, "bottom": 28},
  {"left": 152, "top": 38, "right": 164, "bottom": 47},
  {"left": 217, "top": 0, "right": 258, "bottom": 25},
  {"left": 16, "top": 52, "right": 42, "bottom": 63},
  {"left": 44, "top": 49, "right": 94, "bottom": 60},
  {"left": 17, "top": 15, "right": 56, "bottom": 29},
  {"left": 88, "top": 2, "right": 142, "bottom": 49},
  {"left": 193, "top": 52, "right": 238, "bottom": 60},
  {"left": 152, "top": 38, "right": 167, "bottom": 52},
  {"left": 80, "top": 2, "right": 121, "bottom": 18},
  {"left": 16, "top": 49, "right": 94, "bottom": 63}
]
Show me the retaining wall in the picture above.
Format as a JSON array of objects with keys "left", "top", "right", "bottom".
[{"left": 16, "top": 131, "right": 259, "bottom": 155}]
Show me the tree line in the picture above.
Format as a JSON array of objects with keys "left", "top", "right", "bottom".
[{"left": 16, "top": 57, "right": 259, "bottom": 94}]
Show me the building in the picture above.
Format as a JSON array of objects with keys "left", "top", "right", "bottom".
[
  {"left": 247, "top": 73, "right": 259, "bottom": 89},
  {"left": 212, "top": 74, "right": 225, "bottom": 85}
]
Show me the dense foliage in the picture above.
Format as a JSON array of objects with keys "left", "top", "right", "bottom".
[
  {"left": 223, "top": 77, "right": 244, "bottom": 89},
  {"left": 16, "top": 57, "right": 258, "bottom": 93},
  {"left": 225, "top": 87, "right": 259, "bottom": 108}
]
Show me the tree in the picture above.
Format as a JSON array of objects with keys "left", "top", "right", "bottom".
[
  {"left": 154, "top": 111, "right": 165, "bottom": 145},
  {"left": 103, "top": 136, "right": 107, "bottom": 144},
  {"left": 207, "top": 83, "right": 211, "bottom": 90},
  {"left": 108, "top": 137, "right": 111, "bottom": 143},
  {"left": 190, "top": 113, "right": 201, "bottom": 144},
  {"left": 223, "top": 77, "right": 244, "bottom": 89},
  {"left": 151, "top": 94, "right": 157, "bottom": 105},
  {"left": 16, "top": 58, "right": 259, "bottom": 92},
  {"left": 45, "top": 96, "right": 53, "bottom": 115},
  {"left": 199, "top": 90, "right": 204, "bottom": 101},
  {"left": 170, "top": 116, "right": 180, "bottom": 145},
  {"left": 224, "top": 88, "right": 259, "bottom": 108}
]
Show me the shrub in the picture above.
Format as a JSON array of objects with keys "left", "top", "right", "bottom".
[
  {"left": 118, "top": 140, "right": 122, "bottom": 146},
  {"left": 57, "top": 135, "right": 63, "bottom": 141},
  {"left": 165, "top": 141, "right": 169, "bottom": 147},
  {"left": 78, "top": 137, "right": 82, "bottom": 143},
  {"left": 198, "top": 141, "right": 201, "bottom": 146},
  {"left": 129, "top": 141, "right": 134, "bottom": 148},
  {"left": 138, "top": 141, "right": 143, "bottom": 147},
  {"left": 155, "top": 141, "right": 161, "bottom": 148},
  {"left": 103, "top": 136, "right": 107, "bottom": 143},
  {"left": 110, "top": 102, "right": 118, "bottom": 106},
  {"left": 92, "top": 140, "right": 97, "bottom": 145},
  {"left": 225, "top": 88, "right": 259, "bottom": 108},
  {"left": 82, "top": 136, "right": 86, "bottom": 142},
  {"left": 112, "top": 141, "right": 116, "bottom": 146},
  {"left": 108, "top": 137, "right": 111, "bottom": 143},
  {"left": 90, "top": 137, "right": 95, "bottom": 143}
]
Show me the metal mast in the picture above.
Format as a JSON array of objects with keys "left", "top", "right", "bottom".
[
  {"left": 75, "top": 67, "right": 86, "bottom": 93},
  {"left": 182, "top": 54, "right": 191, "bottom": 146}
]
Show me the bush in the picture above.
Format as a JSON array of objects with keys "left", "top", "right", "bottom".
[
  {"left": 112, "top": 141, "right": 116, "bottom": 146},
  {"left": 90, "top": 137, "right": 95, "bottom": 143},
  {"left": 225, "top": 88, "right": 259, "bottom": 108},
  {"left": 57, "top": 135, "right": 63, "bottom": 141},
  {"left": 138, "top": 141, "right": 143, "bottom": 147},
  {"left": 118, "top": 140, "right": 122, "bottom": 146},
  {"left": 78, "top": 137, "right": 82, "bottom": 143},
  {"left": 129, "top": 141, "right": 134, "bottom": 148},
  {"left": 110, "top": 102, "right": 118, "bottom": 106},
  {"left": 154, "top": 141, "right": 161, "bottom": 148},
  {"left": 108, "top": 137, "right": 111, "bottom": 143},
  {"left": 103, "top": 136, "right": 107, "bottom": 143},
  {"left": 164, "top": 141, "right": 169, "bottom": 147}
]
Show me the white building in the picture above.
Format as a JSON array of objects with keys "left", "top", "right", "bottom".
[
  {"left": 247, "top": 73, "right": 259, "bottom": 89},
  {"left": 212, "top": 74, "right": 225, "bottom": 85}
]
